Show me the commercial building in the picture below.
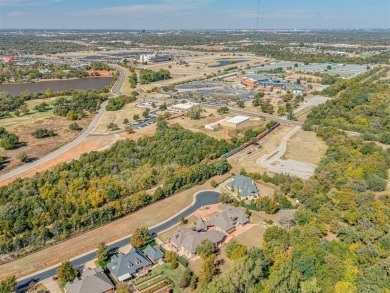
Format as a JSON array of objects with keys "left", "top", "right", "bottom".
[
  {"left": 221, "top": 116, "right": 250, "bottom": 128},
  {"left": 139, "top": 53, "right": 171, "bottom": 63},
  {"left": 168, "top": 102, "right": 197, "bottom": 113}
]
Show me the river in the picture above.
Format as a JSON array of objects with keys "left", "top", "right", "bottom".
[{"left": 0, "top": 77, "right": 113, "bottom": 96}]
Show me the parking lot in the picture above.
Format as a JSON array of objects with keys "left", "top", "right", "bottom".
[{"left": 130, "top": 117, "right": 158, "bottom": 129}]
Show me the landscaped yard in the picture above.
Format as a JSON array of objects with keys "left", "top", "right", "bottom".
[{"left": 135, "top": 263, "right": 186, "bottom": 293}]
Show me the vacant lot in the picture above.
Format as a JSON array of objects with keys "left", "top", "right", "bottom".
[
  {"left": 0, "top": 134, "right": 118, "bottom": 186},
  {"left": 169, "top": 109, "right": 266, "bottom": 142},
  {"left": 0, "top": 98, "right": 93, "bottom": 174},
  {"left": 229, "top": 124, "right": 293, "bottom": 174},
  {"left": 284, "top": 128, "right": 327, "bottom": 165},
  {"left": 93, "top": 101, "right": 153, "bottom": 133}
]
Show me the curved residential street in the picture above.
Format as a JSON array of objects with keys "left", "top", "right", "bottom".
[
  {"left": 15, "top": 190, "right": 220, "bottom": 291},
  {"left": 0, "top": 66, "right": 126, "bottom": 183}
]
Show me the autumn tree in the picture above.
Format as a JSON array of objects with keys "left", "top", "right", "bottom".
[
  {"left": 57, "top": 260, "right": 78, "bottom": 284},
  {"left": 130, "top": 227, "right": 151, "bottom": 247},
  {"left": 0, "top": 276, "right": 16, "bottom": 293},
  {"left": 116, "top": 282, "right": 130, "bottom": 293},
  {"left": 199, "top": 254, "right": 217, "bottom": 283},
  {"left": 96, "top": 241, "right": 109, "bottom": 263}
]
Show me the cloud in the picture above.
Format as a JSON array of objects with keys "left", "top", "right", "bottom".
[{"left": 6, "top": 10, "right": 31, "bottom": 16}]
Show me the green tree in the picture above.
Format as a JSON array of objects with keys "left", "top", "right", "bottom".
[
  {"left": 210, "top": 179, "right": 218, "bottom": 188},
  {"left": 195, "top": 239, "right": 217, "bottom": 259},
  {"left": 179, "top": 270, "right": 192, "bottom": 288},
  {"left": 57, "top": 260, "right": 78, "bottom": 284},
  {"left": 133, "top": 114, "right": 140, "bottom": 121},
  {"left": 142, "top": 109, "right": 150, "bottom": 118},
  {"left": 0, "top": 133, "right": 19, "bottom": 150},
  {"left": 236, "top": 100, "right": 245, "bottom": 108},
  {"left": 69, "top": 123, "right": 81, "bottom": 131},
  {"left": 123, "top": 118, "right": 129, "bottom": 124},
  {"left": 217, "top": 106, "right": 229, "bottom": 114},
  {"left": 187, "top": 105, "right": 203, "bottom": 120},
  {"left": 96, "top": 241, "right": 109, "bottom": 263},
  {"left": 34, "top": 102, "right": 49, "bottom": 112}
]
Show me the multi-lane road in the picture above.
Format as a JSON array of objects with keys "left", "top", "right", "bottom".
[{"left": 16, "top": 190, "right": 220, "bottom": 290}]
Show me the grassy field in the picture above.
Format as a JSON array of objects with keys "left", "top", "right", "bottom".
[
  {"left": 0, "top": 97, "right": 60, "bottom": 128},
  {"left": 284, "top": 128, "right": 328, "bottom": 165},
  {"left": 0, "top": 97, "right": 94, "bottom": 175},
  {"left": 93, "top": 101, "right": 153, "bottom": 133}
]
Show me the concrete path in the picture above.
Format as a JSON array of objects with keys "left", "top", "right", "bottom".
[{"left": 257, "top": 126, "right": 316, "bottom": 179}]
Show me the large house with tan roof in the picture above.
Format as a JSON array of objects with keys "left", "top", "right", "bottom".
[{"left": 171, "top": 206, "right": 249, "bottom": 258}]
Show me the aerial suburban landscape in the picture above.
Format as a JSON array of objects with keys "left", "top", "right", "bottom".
[{"left": 0, "top": 0, "right": 389, "bottom": 292}]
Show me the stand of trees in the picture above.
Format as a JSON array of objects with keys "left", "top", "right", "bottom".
[
  {"left": 304, "top": 82, "right": 390, "bottom": 144},
  {"left": 139, "top": 69, "right": 171, "bottom": 84},
  {"left": 0, "top": 122, "right": 233, "bottom": 258},
  {"left": 106, "top": 94, "right": 137, "bottom": 111},
  {"left": 197, "top": 71, "right": 389, "bottom": 292}
]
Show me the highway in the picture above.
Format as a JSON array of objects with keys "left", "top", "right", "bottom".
[
  {"left": 0, "top": 66, "right": 126, "bottom": 183},
  {"left": 16, "top": 190, "right": 220, "bottom": 291}
]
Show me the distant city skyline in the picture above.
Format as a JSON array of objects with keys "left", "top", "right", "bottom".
[{"left": 1, "top": 0, "right": 389, "bottom": 30}]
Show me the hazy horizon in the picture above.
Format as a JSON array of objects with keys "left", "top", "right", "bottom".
[{"left": 1, "top": 0, "right": 389, "bottom": 30}]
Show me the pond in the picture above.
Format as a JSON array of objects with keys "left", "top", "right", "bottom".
[{"left": 0, "top": 77, "right": 113, "bottom": 96}]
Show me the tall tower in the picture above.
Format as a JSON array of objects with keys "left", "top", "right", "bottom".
[{"left": 257, "top": 0, "right": 260, "bottom": 30}]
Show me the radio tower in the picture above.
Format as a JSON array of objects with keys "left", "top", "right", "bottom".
[{"left": 256, "top": 0, "right": 260, "bottom": 30}]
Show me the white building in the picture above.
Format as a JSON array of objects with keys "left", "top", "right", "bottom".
[
  {"left": 139, "top": 54, "right": 171, "bottom": 63},
  {"left": 220, "top": 116, "right": 250, "bottom": 128},
  {"left": 168, "top": 102, "right": 197, "bottom": 113},
  {"left": 205, "top": 122, "right": 220, "bottom": 130}
]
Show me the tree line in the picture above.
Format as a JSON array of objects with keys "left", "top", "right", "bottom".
[{"left": 0, "top": 121, "right": 233, "bottom": 258}]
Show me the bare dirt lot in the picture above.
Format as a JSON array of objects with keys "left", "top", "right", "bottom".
[{"left": 228, "top": 124, "right": 293, "bottom": 175}]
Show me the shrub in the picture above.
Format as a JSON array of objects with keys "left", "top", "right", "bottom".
[
  {"left": 69, "top": 123, "right": 82, "bottom": 131},
  {"left": 32, "top": 128, "right": 57, "bottom": 139}
]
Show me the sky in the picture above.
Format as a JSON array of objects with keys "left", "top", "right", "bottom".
[{"left": 0, "top": 0, "right": 389, "bottom": 30}]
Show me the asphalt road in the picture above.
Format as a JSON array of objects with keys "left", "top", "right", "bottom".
[
  {"left": 0, "top": 66, "right": 126, "bottom": 183},
  {"left": 16, "top": 190, "right": 220, "bottom": 290}
]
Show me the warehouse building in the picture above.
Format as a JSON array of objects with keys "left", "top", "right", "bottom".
[{"left": 220, "top": 116, "right": 250, "bottom": 128}]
